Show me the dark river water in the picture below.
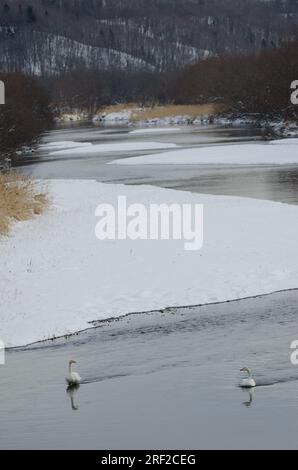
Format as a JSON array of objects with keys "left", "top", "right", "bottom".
[
  {"left": 21, "top": 123, "right": 298, "bottom": 204},
  {"left": 2, "top": 122, "right": 298, "bottom": 450}
]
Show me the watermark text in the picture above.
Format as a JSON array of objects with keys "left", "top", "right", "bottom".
[
  {"left": 95, "top": 196, "right": 204, "bottom": 251},
  {"left": 0, "top": 81, "right": 5, "bottom": 105},
  {"left": 290, "top": 80, "right": 298, "bottom": 105}
]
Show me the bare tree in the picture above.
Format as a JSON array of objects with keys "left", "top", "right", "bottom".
[{"left": 0, "top": 72, "right": 53, "bottom": 164}]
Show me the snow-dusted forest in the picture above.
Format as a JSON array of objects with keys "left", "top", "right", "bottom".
[{"left": 0, "top": 0, "right": 297, "bottom": 74}]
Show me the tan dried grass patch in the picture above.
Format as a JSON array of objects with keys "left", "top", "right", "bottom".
[{"left": 0, "top": 171, "right": 48, "bottom": 235}]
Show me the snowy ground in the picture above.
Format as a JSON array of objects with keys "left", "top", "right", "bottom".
[
  {"left": 270, "top": 138, "right": 298, "bottom": 145},
  {"left": 93, "top": 109, "right": 135, "bottom": 123},
  {"left": 1, "top": 179, "right": 298, "bottom": 347},
  {"left": 92, "top": 109, "right": 210, "bottom": 126},
  {"left": 55, "top": 112, "right": 89, "bottom": 123},
  {"left": 110, "top": 140, "right": 298, "bottom": 166}
]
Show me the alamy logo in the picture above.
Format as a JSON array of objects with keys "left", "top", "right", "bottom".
[
  {"left": 95, "top": 196, "right": 204, "bottom": 251},
  {"left": 0, "top": 341, "right": 5, "bottom": 365},
  {"left": 0, "top": 81, "right": 5, "bottom": 104},
  {"left": 290, "top": 80, "right": 298, "bottom": 105},
  {"left": 290, "top": 340, "right": 298, "bottom": 365}
]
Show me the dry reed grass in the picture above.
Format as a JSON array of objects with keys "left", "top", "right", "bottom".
[
  {"left": 99, "top": 103, "right": 221, "bottom": 121},
  {"left": 101, "top": 103, "right": 139, "bottom": 114},
  {"left": 0, "top": 171, "right": 48, "bottom": 235},
  {"left": 131, "top": 103, "right": 219, "bottom": 121}
]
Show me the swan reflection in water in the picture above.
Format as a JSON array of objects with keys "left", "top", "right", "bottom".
[
  {"left": 242, "top": 387, "right": 254, "bottom": 408},
  {"left": 67, "top": 384, "right": 80, "bottom": 411}
]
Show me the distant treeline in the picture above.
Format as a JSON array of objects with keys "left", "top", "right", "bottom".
[
  {"left": 42, "top": 69, "right": 176, "bottom": 113},
  {"left": 42, "top": 38, "right": 298, "bottom": 121},
  {"left": 0, "top": 73, "right": 52, "bottom": 162},
  {"left": 174, "top": 38, "right": 298, "bottom": 120}
]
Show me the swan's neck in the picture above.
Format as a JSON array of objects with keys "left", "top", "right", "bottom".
[
  {"left": 69, "top": 363, "right": 73, "bottom": 374},
  {"left": 247, "top": 369, "right": 252, "bottom": 378}
]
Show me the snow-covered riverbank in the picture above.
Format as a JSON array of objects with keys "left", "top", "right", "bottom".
[
  {"left": 55, "top": 106, "right": 298, "bottom": 138},
  {"left": 1, "top": 179, "right": 298, "bottom": 348}
]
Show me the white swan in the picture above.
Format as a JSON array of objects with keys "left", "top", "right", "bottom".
[
  {"left": 66, "top": 360, "right": 82, "bottom": 386},
  {"left": 240, "top": 367, "right": 256, "bottom": 388}
]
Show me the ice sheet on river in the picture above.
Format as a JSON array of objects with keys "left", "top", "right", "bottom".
[
  {"left": 110, "top": 141, "right": 298, "bottom": 165},
  {"left": 48, "top": 141, "right": 177, "bottom": 156}
]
